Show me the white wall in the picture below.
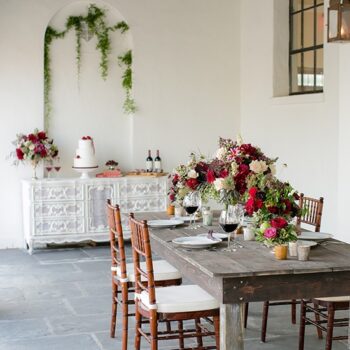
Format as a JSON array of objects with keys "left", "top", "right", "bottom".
[
  {"left": 0, "top": 0, "right": 240, "bottom": 248},
  {"left": 240, "top": 0, "right": 341, "bottom": 238}
]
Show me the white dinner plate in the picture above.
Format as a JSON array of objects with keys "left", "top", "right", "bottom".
[
  {"left": 298, "top": 231, "right": 332, "bottom": 240},
  {"left": 297, "top": 240, "right": 317, "bottom": 247},
  {"left": 174, "top": 216, "right": 192, "bottom": 222},
  {"left": 147, "top": 219, "right": 184, "bottom": 228},
  {"left": 172, "top": 236, "right": 222, "bottom": 249},
  {"left": 197, "top": 233, "right": 229, "bottom": 240}
]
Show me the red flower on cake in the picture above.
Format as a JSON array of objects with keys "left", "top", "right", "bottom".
[{"left": 76, "top": 155, "right": 81, "bottom": 159}]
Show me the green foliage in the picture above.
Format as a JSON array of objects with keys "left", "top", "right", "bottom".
[
  {"left": 44, "top": 4, "right": 136, "bottom": 128},
  {"left": 118, "top": 50, "right": 137, "bottom": 114}
]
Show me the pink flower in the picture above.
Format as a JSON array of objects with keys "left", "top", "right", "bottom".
[{"left": 264, "top": 227, "right": 277, "bottom": 239}]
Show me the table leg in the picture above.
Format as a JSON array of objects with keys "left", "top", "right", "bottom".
[{"left": 220, "top": 303, "right": 244, "bottom": 350}]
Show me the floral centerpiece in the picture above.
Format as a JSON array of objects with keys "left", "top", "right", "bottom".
[
  {"left": 246, "top": 181, "right": 300, "bottom": 247},
  {"left": 168, "top": 153, "right": 208, "bottom": 206},
  {"left": 200, "top": 137, "right": 277, "bottom": 208},
  {"left": 12, "top": 129, "right": 59, "bottom": 179},
  {"left": 169, "top": 136, "right": 302, "bottom": 255}
]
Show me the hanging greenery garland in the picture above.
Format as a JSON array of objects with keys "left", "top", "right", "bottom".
[{"left": 44, "top": 4, "right": 136, "bottom": 129}]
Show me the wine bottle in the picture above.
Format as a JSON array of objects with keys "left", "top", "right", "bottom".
[
  {"left": 154, "top": 150, "right": 162, "bottom": 173},
  {"left": 146, "top": 150, "right": 153, "bottom": 172}
]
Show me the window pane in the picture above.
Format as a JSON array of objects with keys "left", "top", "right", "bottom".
[
  {"left": 293, "top": 13, "right": 302, "bottom": 50},
  {"left": 291, "top": 53, "right": 302, "bottom": 93},
  {"left": 316, "top": 0, "right": 324, "bottom": 5},
  {"left": 341, "top": 9, "right": 350, "bottom": 40},
  {"left": 316, "top": 48, "right": 324, "bottom": 90},
  {"left": 304, "top": 8, "right": 315, "bottom": 48},
  {"left": 329, "top": 10, "right": 339, "bottom": 39},
  {"left": 304, "top": 0, "right": 315, "bottom": 9},
  {"left": 303, "top": 51, "right": 315, "bottom": 91},
  {"left": 316, "top": 6, "right": 324, "bottom": 45},
  {"left": 292, "top": 0, "right": 302, "bottom": 12}
]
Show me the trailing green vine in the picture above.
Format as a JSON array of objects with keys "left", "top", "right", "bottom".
[
  {"left": 118, "top": 50, "right": 137, "bottom": 114},
  {"left": 44, "top": 4, "right": 136, "bottom": 128}
]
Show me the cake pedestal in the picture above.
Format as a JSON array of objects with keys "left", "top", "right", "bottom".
[{"left": 72, "top": 166, "right": 98, "bottom": 179}]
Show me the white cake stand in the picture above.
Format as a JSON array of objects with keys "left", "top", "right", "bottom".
[{"left": 72, "top": 166, "right": 98, "bottom": 179}]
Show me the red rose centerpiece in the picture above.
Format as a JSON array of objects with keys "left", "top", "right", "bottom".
[{"left": 11, "top": 129, "right": 59, "bottom": 179}]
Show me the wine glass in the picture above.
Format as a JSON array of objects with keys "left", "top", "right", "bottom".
[
  {"left": 220, "top": 204, "right": 244, "bottom": 251},
  {"left": 45, "top": 160, "right": 53, "bottom": 179},
  {"left": 183, "top": 191, "right": 201, "bottom": 229},
  {"left": 53, "top": 158, "right": 61, "bottom": 177}
]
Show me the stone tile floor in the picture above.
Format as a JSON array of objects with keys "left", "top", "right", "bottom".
[{"left": 0, "top": 244, "right": 348, "bottom": 350}]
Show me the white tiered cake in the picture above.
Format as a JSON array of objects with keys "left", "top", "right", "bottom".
[{"left": 73, "top": 136, "right": 98, "bottom": 168}]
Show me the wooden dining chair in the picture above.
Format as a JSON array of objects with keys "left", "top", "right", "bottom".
[
  {"left": 297, "top": 193, "right": 324, "bottom": 232},
  {"left": 259, "top": 194, "right": 324, "bottom": 342},
  {"left": 106, "top": 200, "right": 182, "bottom": 350},
  {"left": 299, "top": 297, "right": 350, "bottom": 350},
  {"left": 129, "top": 212, "right": 221, "bottom": 350}
]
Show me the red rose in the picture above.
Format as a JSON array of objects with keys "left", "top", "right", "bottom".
[
  {"left": 172, "top": 174, "right": 179, "bottom": 185},
  {"left": 28, "top": 134, "right": 37, "bottom": 143},
  {"left": 256, "top": 199, "right": 263, "bottom": 209},
  {"left": 220, "top": 169, "right": 229, "bottom": 178},
  {"left": 249, "top": 187, "right": 258, "bottom": 198},
  {"left": 37, "top": 131, "right": 46, "bottom": 140},
  {"left": 283, "top": 199, "right": 292, "bottom": 214},
  {"left": 245, "top": 198, "right": 255, "bottom": 216},
  {"left": 239, "top": 144, "right": 258, "bottom": 157},
  {"left": 169, "top": 193, "right": 175, "bottom": 202},
  {"left": 16, "top": 148, "right": 24, "bottom": 160},
  {"left": 206, "top": 169, "right": 216, "bottom": 183},
  {"left": 40, "top": 149, "right": 47, "bottom": 157},
  {"left": 186, "top": 178, "right": 199, "bottom": 190},
  {"left": 271, "top": 217, "right": 288, "bottom": 229},
  {"left": 268, "top": 206, "right": 278, "bottom": 214}
]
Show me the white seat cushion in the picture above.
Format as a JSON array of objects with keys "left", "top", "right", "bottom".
[
  {"left": 139, "top": 285, "right": 220, "bottom": 313},
  {"left": 315, "top": 296, "right": 350, "bottom": 302},
  {"left": 115, "top": 260, "right": 181, "bottom": 283}
]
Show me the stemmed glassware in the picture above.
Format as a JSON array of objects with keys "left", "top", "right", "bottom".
[
  {"left": 45, "top": 160, "right": 53, "bottom": 179},
  {"left": 220, "top": 204, "right": 244, "bottom": 251},
  {"left": 53, "top": 158, "right": 61, "bottom": 176},
  {"left": 183, "top": 191, "right": 201, "bottom": 229}
]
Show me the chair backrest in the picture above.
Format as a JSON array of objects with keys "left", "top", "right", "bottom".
[
  {"left": 129, "top": 213, "right": 156, "bottom": 307},
  {"left": 106, "top": 199, "right": 127, "bottom": 280},
  {"left": 296, "top": 193, "right": 324, "bottom": 232}
]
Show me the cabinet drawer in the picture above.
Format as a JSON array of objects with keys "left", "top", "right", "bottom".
[
  {"left": 120, "top": 197, "right": 167, "bottom": 212},
  {"left": 34, "top": 202, "right": 84, "bottom": 218},
  {"left": 34, "top": 218, "right": 84, "bottom": 235},
  {"left": 33, "top": 184, "right": 83, "bottom": 201},
  {"left": 120, "top": 181, "right": 167, "bottom": 198}
]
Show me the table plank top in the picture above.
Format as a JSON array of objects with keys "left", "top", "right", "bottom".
[
  {"left": 139, "top": 212, "right": 350, "bottom": 279},
  {"left": 135, "top": 212, "right": 350, "bottom": 302}
]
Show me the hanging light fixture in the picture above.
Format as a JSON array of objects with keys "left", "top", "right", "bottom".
[{"left": 328, "top": 0, "right": 350, "bottom": 42}]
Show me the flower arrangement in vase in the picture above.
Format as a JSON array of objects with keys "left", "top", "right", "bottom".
[
  {"left": 11, "top": 129, "right": 59, "bottom": 179},
  {"left": 169, "top": 136, "right": 302, "bottom": 259}
]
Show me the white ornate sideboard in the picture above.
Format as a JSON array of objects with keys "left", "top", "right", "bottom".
[{"left": 22, "top": 176, "right": 168, "bottom": 253}]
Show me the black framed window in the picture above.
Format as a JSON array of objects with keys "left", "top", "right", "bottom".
[{"left": 289, "top": 0, "right": 324, "bottom": 94}]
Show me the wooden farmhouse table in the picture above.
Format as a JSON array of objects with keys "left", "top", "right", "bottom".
[{"left": 137, "top": 212, "right": 350, "bottom": 350}]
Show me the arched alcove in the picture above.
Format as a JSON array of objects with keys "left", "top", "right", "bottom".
[{"left": 45, "top": 1, "right": 134, "bottom": 176}]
